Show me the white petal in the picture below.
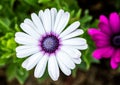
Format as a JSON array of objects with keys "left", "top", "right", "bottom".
[
  {"left": 15, "top": 32, "right": 30, "bottom": 37},
  {"left": 55, "top": 12, "right": 70, "bottom": 34},
  {"left": 70, "top": 44, "right": 88, "bottom": 50},
  {"left": 61, "top": 46, "right": 82, "bottom": 64},
  {"left": 16, "top": 45, "right": 38, "bottom": 52},
  {"left": 15, "top": 32, "right": 40, "bottom": 41},
  {"left": 62, "top": 38, "right": 87, "bottom": 46},
  {"left": 34, "top": 54, "right": 48, "bottom": 78},
  {"left": 48, "top": 55, "right": 59, "bottom": 81},
  {"left": 15, "top": 35, "right": 38, "bottom": 45},
  {"left": 42, "top": 9, "right": 52, "bottom": 33},
  {"left": 16, "top": 46, "right": 40, "bottom": 58},
  {"left": 31, "top": 13, "right": 45, "bottom": 35},
  {"left": 22, "top": 52, "right": 43, "bottom": 70},
  {"left": 60, "top": 21, "right": 80, "bottom": 38},
  {"left": 24, "top": 18, "right": 32, "bottom": 25},
  {"left": 51, "top": 8, "right": 57, "bottom": 31},
  {"left": 38, "top": 10, "right": 44, "bottom": 21},
  {"left": 72, "top": 58, "right": 81, "bottom": 64},
  {"left": 61, "top": 29, "right": 84, "bottom": 40},
  {"left": 20, "top": 23, "right": 40, "bottom": 39},
  {"left": 56, "top": 51, "right": 75, "bottom": 69},
  {"left": 24, "top": 18, "right": 42, "bottom": 36},
  {"left": 61, "top": 46, "right": 81, "bottom": 58},
  {"left": 57, "top": 55, "right": 71, "bottom": 76},
  {"left": 53, "top": 9, "right": 64, "bottom": 32},
  {"left": 24, "top": 18, "right": 31, "bottom": 24}
]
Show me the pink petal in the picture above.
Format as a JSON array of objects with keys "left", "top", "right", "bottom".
[
  {"left": 88, "top": 28, "right": 108, "bottom": 40},
  {"left": 109, "top": 12, "right": 120, "bottom": 33},
  {"left": 93, "top": 34, "right": 109, "bottom": 41},
  {"left": 95, "top": 40, "right": 110, "bottom": 48},
  {"left": 98, "top": 22, "right": 112, "bottom": 35},
  {"left": 102, "top": 46, "right": 115, "bottom": 58},
  {"left": 88, "top": 28, "right": 100, "bottom": 36},
  {"left": 99, "top": 15, "right": 109, "bottom": 25},
  {"left": 110, "top": 57, "right": 118, "bottom": 69},
  {"left": 114, "top": 49, "right": 120, "bottom": 63},
  {"left": 92, "top": 47, "right": 115, "bottom": 60},
  {"left": 92, "top": 48, "right": 106, "bottom": 59}
]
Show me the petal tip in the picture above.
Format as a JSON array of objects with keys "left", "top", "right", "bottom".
[
  {"left": 92, "top": 50, "right": 102, "bottom": 60},
  {"left": 110, "top": 59, "right": 118, "bottom": 69},
  {"left": 87, "top": 28, "right": 95, "bottom": 35}
]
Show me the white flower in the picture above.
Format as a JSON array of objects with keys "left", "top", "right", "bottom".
[{"left": 15, "top": 8, "right": 88, "bottom": 81}]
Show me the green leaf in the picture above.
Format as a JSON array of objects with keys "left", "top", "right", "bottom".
[
  {"left": 24, "top": 0, "right": 38, "bottom": 6},
  {"left": 80, "top": 10, "right": 92, "bottom": 24},
  {"left": 1, "top": 53, "right": 12, "bottom": 59},
  {"left": 90, "top": 19, "right": 99, "bottom": 28},
  {"left": 72, "top": 68, "right": 77, "bottom": 78},
  {"left": 38, "top": 0, "right": 50, "bottom": 3},
  {"left": 10, "top": 0, "right": 15, "bottom": 8},
  {"left": 15, "top": 67, "right": 29, "bottom": 84},
  {"left": 15, "top": 23, "right": 21, "bottom": 32},
  {"left": 0, "top": 18, "right": 11, "bottom": 32},
  {"left": 83, "top": 48, "right": 99, "bottom": 69},
  {"left": 37, "top": 67, "right": 49, "bottom": 83},
  {"left": 78, "top": 62, "right": 88, "bottom": 71},
  {"left": 82, "top": 32, "right": 100, "bottom": 69},
  {"left": 6, "top": 63, "right": 16, "bottom": 81},
  {"left": 76, "top": 9, "right": 82, "bottom": 18},
  {"left": 7, "top": 38, "right": 17, "bottom": 50},
  {"left": 0, "top": 59, "right": 8, "bottom": 67},
  {"left": 0, "top": 5, "right": 2, "bottom": 10}
]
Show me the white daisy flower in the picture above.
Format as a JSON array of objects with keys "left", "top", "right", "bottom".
[{"left": 15, "top": 8, "right": 88, "bottom": 81}]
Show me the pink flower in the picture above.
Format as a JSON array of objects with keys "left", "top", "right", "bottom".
[{"left": 88, "top": 12, "right": 120, "bottom": 69}]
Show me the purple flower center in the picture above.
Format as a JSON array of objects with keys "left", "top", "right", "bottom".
[
  {"left": 40, "top": 34, "right": 60, "bottom": 53},
  {"left": 111, "top": 34, "right": 120, "bottom": 48}
]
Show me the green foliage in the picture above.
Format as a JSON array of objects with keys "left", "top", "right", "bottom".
[
  {"left": 76, "top": 9, "right": 99, "bottom": 70},
  {"left": 0, "top": 0, "right": 100, "bottom": 84}
]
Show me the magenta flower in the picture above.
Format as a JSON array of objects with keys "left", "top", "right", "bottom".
[{"left": 88, "top": 12, "right": 120, "bottom": 69}]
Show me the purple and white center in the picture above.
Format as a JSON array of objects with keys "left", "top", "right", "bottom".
[{"left": 40, "top": 34, "right": 60, "bottom": 54}]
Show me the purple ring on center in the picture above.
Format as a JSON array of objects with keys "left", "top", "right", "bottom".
[
  {"left": 111, "top": 33, "right": 120, "bottom": 48},
  {"left": 39, "top": 33, "right": 61, "bottom": 54}
]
